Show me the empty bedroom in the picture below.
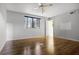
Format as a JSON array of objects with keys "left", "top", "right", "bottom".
[{"left": 0, "top": 3, "right": 79, "bottom": 55}]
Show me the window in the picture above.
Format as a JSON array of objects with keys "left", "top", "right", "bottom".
[{"left": 24, "top": 16, "right": 40, "bottom": 28}]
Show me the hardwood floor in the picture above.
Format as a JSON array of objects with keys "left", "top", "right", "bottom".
[
  {"left": 1, "top": 37, "right": 79, "bottom": 55},
  {"left": 54, "top": 37, "right": 79, "bottom": 55},
  {"left": 0, "top": 37, "right": 47, "bottom": 55}
]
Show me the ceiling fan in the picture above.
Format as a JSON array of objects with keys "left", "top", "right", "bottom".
[
  {"left": 38, "top": 3, "right": 53, "bottom": 8},
  {"left": 34, "top": 3, "right": 53, "bottom": 16}
]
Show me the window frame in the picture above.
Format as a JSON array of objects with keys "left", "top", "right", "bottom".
[{"left": 24, "top": 16, "right": 40, "bottom": 29}]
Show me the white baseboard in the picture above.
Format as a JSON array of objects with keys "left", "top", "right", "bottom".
[
  {"left": 7, "top": 36, "right": 45, "bottom": 41},
  {"left": 55, "top": 36, "right": 79, "bottom": 42}
]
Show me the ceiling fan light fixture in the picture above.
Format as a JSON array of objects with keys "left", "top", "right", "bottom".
[{"left": 38, "top": 3, "right": 53, "bottom": 7}]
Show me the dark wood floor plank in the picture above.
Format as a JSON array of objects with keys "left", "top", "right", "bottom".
[{"left": 1, "top": 37, "right": 79, "bottom": 55}]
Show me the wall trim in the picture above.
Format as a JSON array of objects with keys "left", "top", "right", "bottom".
[
  {"left": 7, "top": 36, "right": 45, "bottom": 41},
  {"left": 54, "top": 36, "right": 79, "bottom": 42}
]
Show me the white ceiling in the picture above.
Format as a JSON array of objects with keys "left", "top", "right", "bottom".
[{"left": 5, "top": 3, "right": 79, "bottom": 17}]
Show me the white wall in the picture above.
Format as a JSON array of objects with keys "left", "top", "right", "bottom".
[
  {"left": 54, "top": 9, "right": 79, "bottom": 40},
  {"left": 0, "top": 4, "right": 7, "bottom": 51},
  {"left": 6, "top": 23, "right": 13, "bottom": 41},
  {"left": 7, "top": 11, "right": 45, "bottom": 40}
]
